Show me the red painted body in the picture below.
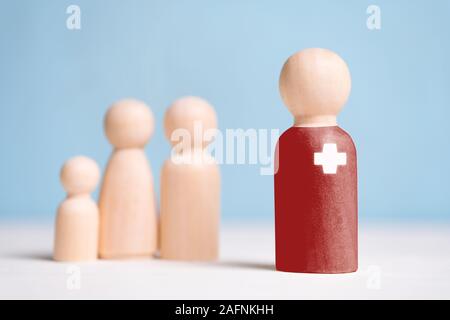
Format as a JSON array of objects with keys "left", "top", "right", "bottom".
[{"left": 274, "top": 126, "right": 358, "bottom": 273}]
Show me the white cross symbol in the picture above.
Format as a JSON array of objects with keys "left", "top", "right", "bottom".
[{"left": 314, "top": 143, "right": 347, "bottom": 174}]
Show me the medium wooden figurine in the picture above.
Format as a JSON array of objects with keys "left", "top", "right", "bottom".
[{"left": 98, "top": 99, "right": 158, "bottom": 259}]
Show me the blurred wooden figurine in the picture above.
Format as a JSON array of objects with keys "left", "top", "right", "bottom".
[
  {"left": 160, "top": 96, "right": 220, "bottom": 261},
  {"left": 98, "top": 99, "right": 158, "bottom": 259},
  {"left": 54, "top": 156, "right": 100, "bottom": 262}
]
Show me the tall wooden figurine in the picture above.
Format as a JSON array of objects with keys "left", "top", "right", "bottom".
[
  {"left": 275, "top": 48, "right": 358, "bottom": 273},
  {"left": 160, "top": 96, "right": 220, "bottom": 261},
  {"left": 99, "top": 99, "right": 158, "bottom": 259}
]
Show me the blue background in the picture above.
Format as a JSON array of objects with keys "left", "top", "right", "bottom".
[{"left": 1, "top": 0, "right": 449, "bottom": 222}]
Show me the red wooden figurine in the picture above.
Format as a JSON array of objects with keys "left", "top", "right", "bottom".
[{"left": 275, "top": 48, "right": 358, "bottom": 273}]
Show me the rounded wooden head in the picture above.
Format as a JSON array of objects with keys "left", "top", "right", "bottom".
[
  {"left": 60, "top": 156, "right": 100, "bottom": 195},
  {"left": 164, "top": 96, "right": 217, "bottom": 148},
  {"left": 279, "top": 48, "right": 351, "bottom": 126},
  {"left": 104, "top": 99, "right": 155, "bottom": 149}
]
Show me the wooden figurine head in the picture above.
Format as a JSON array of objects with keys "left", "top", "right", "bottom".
[
  {"left": 60, "top": 156, "right": 100, "bottom": 196},
  {"left": 164, "top": 96, "right": 217, "bottom": 149},
  {"left": 104, "top": 99, "right": 155, "bottom": 149},
  {"left": 279, "top": 48, "right": 352, "bottom": 127}
]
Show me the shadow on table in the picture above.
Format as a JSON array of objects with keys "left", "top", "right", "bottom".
[
  {"left": 5, "top": 252, "right": 53, "bottom": 261},
  {"left": 4, "top": 252, "right": 275, "bottom": 271},
  {"left": 215, "top": 260, "right": 275, "bottom": 271}
]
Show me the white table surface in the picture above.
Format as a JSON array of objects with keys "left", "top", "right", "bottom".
[{"left": 1, "top": 222, "right": 449, "bottom": 299}]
